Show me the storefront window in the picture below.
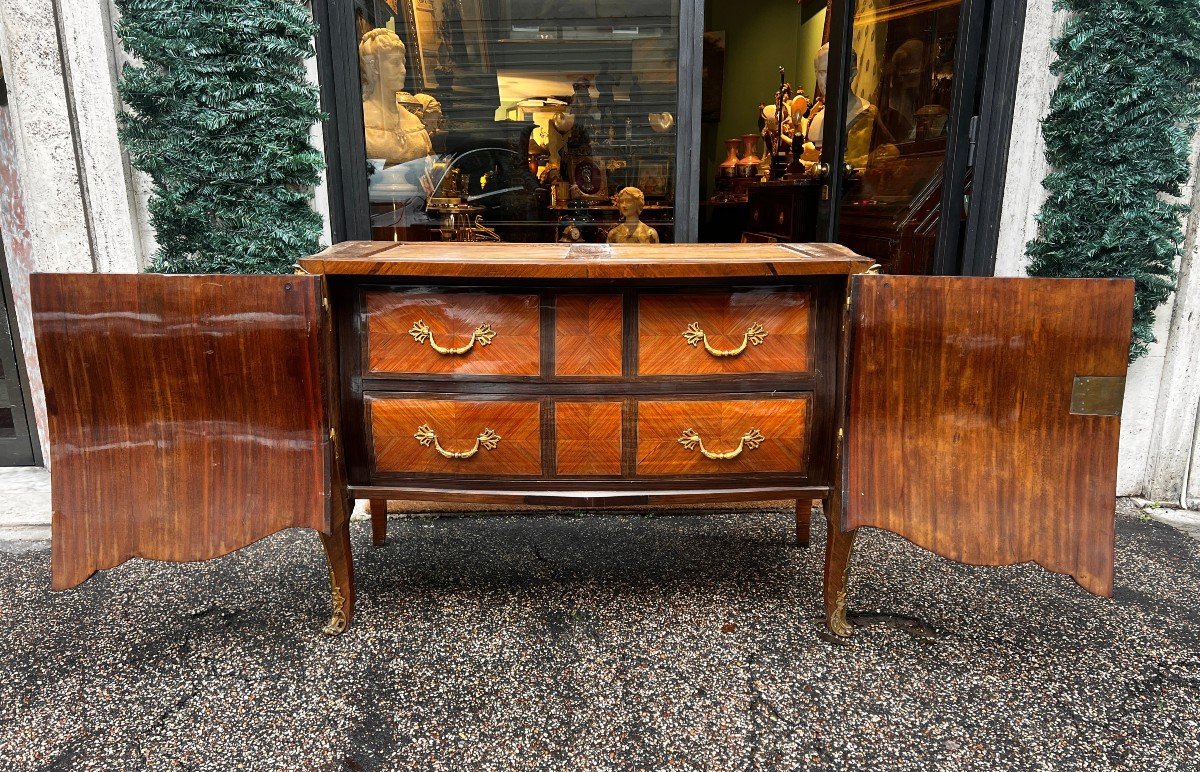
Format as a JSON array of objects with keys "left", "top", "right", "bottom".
[
  {"left": 835, "top": 0, "right": 962, "bottom": 274},
  {"left": 355, "top": 1, "right": 679, "bottom": 243},
  {"left": 697, "top": 0, "right": 964, "bottom": 274}
]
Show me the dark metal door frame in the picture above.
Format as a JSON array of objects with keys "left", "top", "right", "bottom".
[
  {"left": 819, "top": 0, "right": 1021, "bottom": 273},
  {"left": 0, "top": 237, "right": 40, "bottom": 465}
]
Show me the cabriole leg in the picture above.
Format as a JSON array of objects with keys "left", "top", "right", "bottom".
[
  {"left": 794, "top": 499, "right": 813, "bottom": 548},
  {"left": 370, "top": 498, "right": 388, "bottom": 546},
  {"left": 318, "top": 495, "right": 355, "bottom": 635},
  {"left": 822, "top": 496, "right": 856, "bottom": 638}
]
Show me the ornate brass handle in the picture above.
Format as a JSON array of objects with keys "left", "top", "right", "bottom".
[
  {"left": 414, "top": 424, "right": 501, "bottom": 459},
  {"left": 678, "top": 427, "right": 765, "bottom": 460},
  {"left": 682, "top": 322, "right": 767, "bottom": 357},
  {"left": 408, "top": 320, "right": 495, "bottom": 355}
]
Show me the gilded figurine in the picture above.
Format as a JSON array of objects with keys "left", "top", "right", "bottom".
[{"left": 606, "top": 187, "right": 659, "bottom": 244}]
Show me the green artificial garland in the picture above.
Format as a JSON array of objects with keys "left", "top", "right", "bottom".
[
  {"left": 1027, "top": 0, "right": 1200, "bottom": 360},
  {"left": 115, "top": 0, "right": 325, "bottom": 274}
]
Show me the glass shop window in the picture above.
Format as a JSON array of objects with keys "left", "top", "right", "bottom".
[
  {"left": 835, "top": 0, "right": 962, "bottom": 274},
  {"left": 355, "top": 1, "right": 679, "bottom": 244},
  {"left": 698, "top": 0, "right": 963, "bottom": 275},
  {"left": 699, "top": 0, "right": 830, "bottom": 242}
]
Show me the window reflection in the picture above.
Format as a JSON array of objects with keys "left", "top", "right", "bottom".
[
  {"left": 356, "top": 1, "right": 678, "bottom": 243},
  {"left": 837, "top": 0, "right": 962, "bottom": 274}
]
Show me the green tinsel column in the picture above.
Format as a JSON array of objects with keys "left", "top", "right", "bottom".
[
  {"left": 115, "top": 0, "right": 325, "bottom": 274},
  {"left": 1026, "top": 0, "right": 1200, "bottom": 360}
]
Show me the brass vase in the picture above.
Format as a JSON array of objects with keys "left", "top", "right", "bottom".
[
  {"left": 718, "top": 138, "right": 740, "bottom": 178},
  {"left": 735, "top": 133, "right": 761, "bottom": 178}
]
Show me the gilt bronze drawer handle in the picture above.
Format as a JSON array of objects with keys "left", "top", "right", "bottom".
[
  {"left": 408, "top": 320, "right": 496, "bottom": 355},
  {"left": 414, "top": 424, "right": 501, "bottom": 459},
  {"left": 677, "top": 427, "right": 765, "bottom": 460},
  {"left": 682, "top": 321, "right": 767, "bottom": 357}
]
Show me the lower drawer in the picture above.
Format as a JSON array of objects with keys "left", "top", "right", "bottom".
[
  {"left": 367, "top": 396, "right": 541, "bottom": 476},
  {"left": 636, "top": 396, "right": 811, "bottom": 476}
]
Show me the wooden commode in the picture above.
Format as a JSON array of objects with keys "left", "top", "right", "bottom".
[{"left": 31, "top": 242, "right": 1135, "bottom": 636}]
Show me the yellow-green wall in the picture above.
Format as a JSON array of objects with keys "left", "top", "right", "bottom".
[{"left": 700, "top": 0, "right": 826, "bottom": 199}]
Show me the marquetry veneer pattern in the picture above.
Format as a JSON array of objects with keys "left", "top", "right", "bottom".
[
  {"left": 369, "top": 397, "right": 541, "bottom": 476},
  {"left": 365, "top": 292, "right": 540, "bottom": 376},
  {"left": 554, "top": 294, "right": 623, "bottom": 377},
  {"left": 554, "top": 401, "right": 623, "bottom": 476},
  {"left": 638, "top": 291, "right": 813, "bottom": 375}
]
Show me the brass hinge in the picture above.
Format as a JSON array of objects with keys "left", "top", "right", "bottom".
[
  {"left": 323, "top": 296, "right": 331, "bottom": 314},
  {"left": 837, "top": 428, "right": 844, "bottom": 441},
  {"left": 1070, "top": 376, "right": 1126, "bottom": 416},
  {"left": 329, "top": 427, "right": 337, "bottom": 442}
]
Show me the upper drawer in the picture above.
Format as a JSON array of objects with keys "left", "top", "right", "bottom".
[
  {"left": 364, "top": 291, "right": 541, "bottom": 376},
  {"left": 637, "top": 290, "right": 813, "bottom": 375}
]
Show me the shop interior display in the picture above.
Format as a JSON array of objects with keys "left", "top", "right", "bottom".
[
  {"left": 357, "top": 1, "right": 678, "bottom": 244},
  {"left": 700, "top": 0, "right": 963, "bottom": 273}
]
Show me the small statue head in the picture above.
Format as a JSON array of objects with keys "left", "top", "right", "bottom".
[
  {"left": 614, "top": 187, "right": 645, "bottom": 221},
  {"left": 815, "top": 42, "right": 858, "bottom": 96},
  {"left": 360, "top": 28, "right": 407, "bottom": 99}
]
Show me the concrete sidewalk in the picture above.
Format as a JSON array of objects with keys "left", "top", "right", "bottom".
[
  {"left": 0, "top": 500, "right": 1197, "bottom": 769},
  {"left": 0, "top": 467, "right": 49, "bottom": 547}
]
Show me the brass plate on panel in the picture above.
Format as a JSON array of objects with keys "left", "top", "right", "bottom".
[{"left": 1070, "top": 376, "right": 1126, "bottom": 416}]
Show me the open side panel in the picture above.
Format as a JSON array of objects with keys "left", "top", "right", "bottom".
[
  {"left": 843, "top": 275, "right": 1134, "bottom": 596},
  {"left": 32, "top": 274, "right": 333, "bottom": 590}
]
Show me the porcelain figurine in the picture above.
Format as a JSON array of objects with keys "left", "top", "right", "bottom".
[
  {"left": 806, "top": 43, "right": 877, "bottom": 168},
  {"left": 360, "top": 28, "right": 432, "bottom": 166},
  {"left": 607, "top": 187, "right": 659, "bottom": 244}
]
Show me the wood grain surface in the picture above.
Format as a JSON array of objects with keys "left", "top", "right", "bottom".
[
  {"left": 638, "top": 291, "right": 812, "bottom": 375},
  {"left": 843, "top": 275, "right": 1134, "bottom": 596},
  {"left": 554, "top": 294, "right": 623, "bottom": 377},
  {"left": 365, "top": 291, "right": 540, "bottom": 376},
  {"left": 300, "top": 241, "right": 872, "bottom": 279},
  {"left": 554, "top": 401, "right": 623, "bottom": 476},
  {"left": 369, "top": 396, "right": 541, "bottom": 475},
  {"left": 32, "top": 273, "right": 332, "bottom": 591},
  {"left": 636, "top": 396, "right": 811, "bottom": 476}
]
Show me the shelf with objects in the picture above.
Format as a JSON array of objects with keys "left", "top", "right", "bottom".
[
  {"left": 354, "top": 1, "right": 680, "bottom": 244},
  {"left": 698, "top": 0, "right": 964, "bottom": 275}
]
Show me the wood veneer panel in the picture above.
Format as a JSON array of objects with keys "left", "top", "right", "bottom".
[
  {"left": 554, "top": 294, "right": 623, "bottom": 377},
  {"left": 369, "top": 396, "right": 541, "bottom": 475},
  {"left": 636, "top": 397, "right": 810, "bottom": 475},
  {"left": 31, "top": 274, "right": 331, "bottom": 590},
  {"left": 555, "top": 401, "right": 623, "bottom": 476},
  {"left": 844, "top": 275, "right": 1134, "bottom": 596},
  {"left": 638, "top": 291, "right": 812, "bottom": 375},
  {"left": 299, "top": 241, "right": 872, "bottom": 279},
  {"left": 365, "top": 291, "right": 540, "bottom": 376}
]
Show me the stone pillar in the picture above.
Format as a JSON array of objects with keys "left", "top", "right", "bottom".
[
  {"left": 1143, "top": 137, "right": 1200, "bottom": 506},
  {"left": 993, "top": 0, "right": 1200, "bottom": 499},
  {"left": 0, "top": 0, "right": 145, "bottom": 464}
]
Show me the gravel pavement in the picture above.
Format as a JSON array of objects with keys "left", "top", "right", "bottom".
[{"left": 0, "top": 501, "right": 1197, "bottom": 771}]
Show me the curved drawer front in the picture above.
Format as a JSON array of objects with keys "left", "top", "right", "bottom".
[
  {"left": 637, "top": 290, "right": 812, "bottom": 375},
  {"left": 365, "top": 291, "right": 541, "bottom": 376},
  {"left": 636, "top": 396, "right": 811, "bottom": 476},
  {"left": 368, "top": 396, "right": 541, "bottom": 476}
]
